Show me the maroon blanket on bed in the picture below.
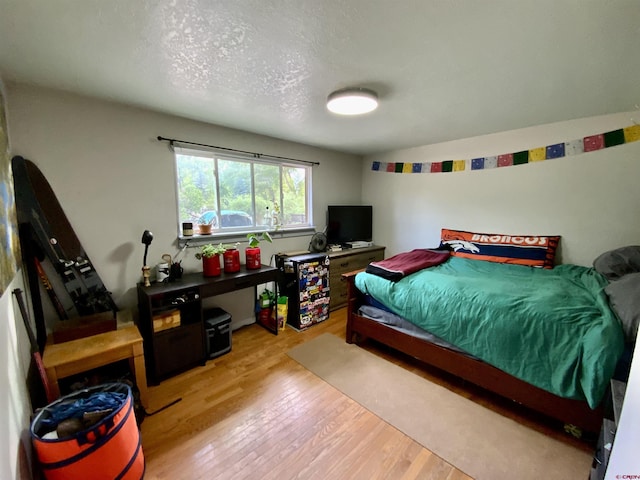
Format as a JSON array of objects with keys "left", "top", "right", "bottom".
[{"left": 365, "top": 248, "right": 450, "bottom": 281}]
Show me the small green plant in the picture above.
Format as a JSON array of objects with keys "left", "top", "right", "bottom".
[
  {"left": 195, "top": 243, "right": 226, "bottom": 259},
  {"left": 247, "top": 231, "right": 273, "bottom": 248}
]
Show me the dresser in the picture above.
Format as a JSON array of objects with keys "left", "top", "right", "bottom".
[{"left": 327, "top": 245, "right": 385, "bottom": 310}]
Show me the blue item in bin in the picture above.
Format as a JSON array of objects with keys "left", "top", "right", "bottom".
[{"left": 39, "top": 392, "right": 126, "bottom": 431}]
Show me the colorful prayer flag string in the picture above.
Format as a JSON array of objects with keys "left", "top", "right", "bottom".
[{"left": 371, "top": 125, "right": 640, "bottom": 174}]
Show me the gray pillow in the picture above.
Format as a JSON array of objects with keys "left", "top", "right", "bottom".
[
  {"left": 593, "top": 245, "right": 640, "bottom": 281},
  {"left": 605, "top": 272, "right": 640, "bottom": 343}
]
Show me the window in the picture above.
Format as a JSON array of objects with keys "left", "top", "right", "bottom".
[{"left": 175, "top": 147, "right": 312, "bottom": 238}]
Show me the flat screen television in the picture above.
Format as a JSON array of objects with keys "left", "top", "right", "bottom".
[{"left": 326, "top": 205, "right": 373, "bottom": 245}]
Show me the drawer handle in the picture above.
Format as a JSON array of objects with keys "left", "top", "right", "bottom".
[{"left": 340, "top": 262, "right": 349, "bottom": 267}]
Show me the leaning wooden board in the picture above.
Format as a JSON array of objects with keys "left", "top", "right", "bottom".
[{"left": 12, "top": 156, "right": 117, "bottom": 348}]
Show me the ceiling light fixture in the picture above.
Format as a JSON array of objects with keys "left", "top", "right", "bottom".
[{"left": 326, "top": 87, "right": 378, "bottom": 115}]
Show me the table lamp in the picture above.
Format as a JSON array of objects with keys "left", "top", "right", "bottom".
[{"left": 141, "top": 230, "right": 153, "bottom": 287}]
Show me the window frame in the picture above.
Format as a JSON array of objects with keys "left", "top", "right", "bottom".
[{"left": 174, "top": 146, "right": 315, "bottom": 246}]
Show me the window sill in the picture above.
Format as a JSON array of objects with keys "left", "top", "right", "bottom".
[{"left": 177, "top": 226, "right": 317, "bottom": 248}]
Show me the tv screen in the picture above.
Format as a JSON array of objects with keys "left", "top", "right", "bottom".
[{"left": 326, "top": 205, "right": 373, "bottom": 245}]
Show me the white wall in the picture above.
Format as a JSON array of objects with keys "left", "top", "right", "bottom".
[
  {"left": 606, "top": 343, "right": 640, "bottom": 479},
  {"left": 6, "top": 82, "right": 362, "bottom": 329},
  {"left": 1, "top": 76, "right": 34, "bottom": 480},
  {"left": 363, "top": 112, "right": 640, "bottom": 266},
  {"left": 0, "top": 273, "right": 34, "bottom": 480}
]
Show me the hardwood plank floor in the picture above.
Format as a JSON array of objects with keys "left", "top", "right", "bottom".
[{"left": 141, "top": 308, "right": 590, "bottom": 479}]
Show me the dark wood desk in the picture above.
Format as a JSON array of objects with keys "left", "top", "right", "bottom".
[{"left": 137, "top": 265, "right": 278, "bottom": 383}]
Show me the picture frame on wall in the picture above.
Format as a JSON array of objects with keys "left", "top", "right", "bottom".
[{"left": 0, "top": 86, "right": 21, "bottom": 296}]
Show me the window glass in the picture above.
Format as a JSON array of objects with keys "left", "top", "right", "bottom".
[
  {"left": 254, "top": 163, "right": 279, "bottom": 227},
  {"left": 218, "top": 158, "right": 253, "bottom": 226},
  {"left": 176, "top": 154, "right": 217, "bottom": 225},
  {"left": 282, "top": 165, "right": 307, "bottom": 226},
  {"left": 175, "top": 149, "right": 312, "bottom": 236}
]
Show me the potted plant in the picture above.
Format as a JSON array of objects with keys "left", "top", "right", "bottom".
[
  {"left": 196, "top": 211, "right": 217, "bottom": 235},
  {"left": 219, "top": 247, "right": 238, "bottom": 273},
  {"left": 245, "top": 232, "right": 273, "bottom": 270},
  {"left": 196, "top": 243, "right": 226, "bottom": 276},
  {"left": 197, "top": 218, "right": 214, "bottom": 235}
]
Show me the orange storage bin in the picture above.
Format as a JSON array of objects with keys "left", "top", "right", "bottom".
[{"left": 30, "top": 383, "right": 144, "bottom": 480}]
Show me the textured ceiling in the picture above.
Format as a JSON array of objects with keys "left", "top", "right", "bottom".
[{"left": 1, "top": 1, "right": 639, "bottom": 155}]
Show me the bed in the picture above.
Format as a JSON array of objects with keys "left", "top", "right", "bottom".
[{"left": 343, "top": 229, "right": 638, "bottom": 434}]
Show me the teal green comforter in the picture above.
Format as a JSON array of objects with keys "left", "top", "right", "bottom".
[{"left": 355, "top": 256, "right": 624, "bottom": 408}]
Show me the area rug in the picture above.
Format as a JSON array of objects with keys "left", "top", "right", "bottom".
[{"left": 287, "top": 333, "right": 592, "bottom": 480}]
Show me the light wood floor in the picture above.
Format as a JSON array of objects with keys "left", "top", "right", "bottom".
[{"left": 141, "top": 308, "right": 591, "bottom": 480}]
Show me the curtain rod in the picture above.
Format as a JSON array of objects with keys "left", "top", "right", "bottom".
[{"left": 157, "top": 136, "right": 320, "bottom": 166}]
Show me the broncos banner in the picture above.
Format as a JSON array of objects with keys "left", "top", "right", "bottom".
[{"left": 439, "top": 228, "right": 560, "bottom": 269}]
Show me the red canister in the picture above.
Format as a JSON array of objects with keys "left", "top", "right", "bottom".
[
  {"left": 202, "top": 254, "right": 221, "bottom": 277},
  {"left": 245, "top": 247, "right": 261, "bottom": 270},
  {"left": 223, "top": 248, "right": 240, "bottom": 273}
]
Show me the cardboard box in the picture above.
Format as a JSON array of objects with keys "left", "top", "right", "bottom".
[{"left": 153, "top": 309, "right": 181, "bottom": 332}]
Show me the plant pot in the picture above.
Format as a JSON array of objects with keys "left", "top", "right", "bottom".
[
  {"left": 245, "top": 247, "right": 261, "bottom": 270},
  {"left": 223, "top": 248, "right": 240, "bottom": 273},
  {"left": 202, "top": 255, "right": 221, "bottom": 277},
  {"left": 198, "top": 224, "right": 213, "bottom": 235}
]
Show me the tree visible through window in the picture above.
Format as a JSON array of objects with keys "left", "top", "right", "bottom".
[{"left": 175, "top": 148, "right": 311, "bottom": 235}]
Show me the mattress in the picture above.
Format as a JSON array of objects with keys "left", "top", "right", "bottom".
[{"left": 357, "top": 303, "right": 477, "bottom": 358}]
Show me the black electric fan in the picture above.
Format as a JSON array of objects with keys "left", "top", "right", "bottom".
[{"left": 308, "top": 232, "right": 328, "bottom": 252}]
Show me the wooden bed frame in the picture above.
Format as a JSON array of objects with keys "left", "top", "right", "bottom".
[{"left": 343, "top": 270, "right": 604, "bottom": 433}]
